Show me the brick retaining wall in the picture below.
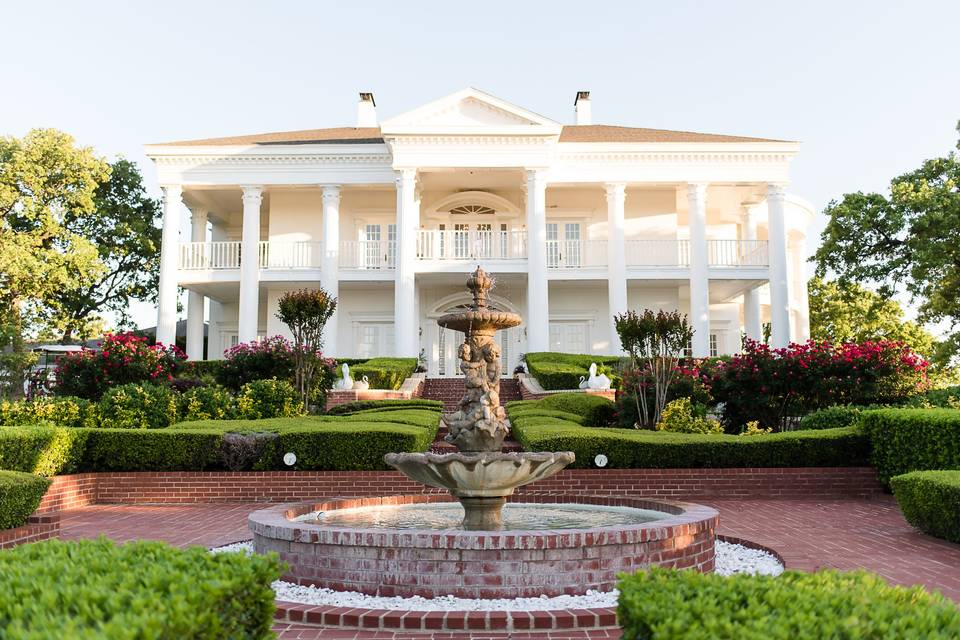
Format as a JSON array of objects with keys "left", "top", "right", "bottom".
[
  {"left": 0, "top": 513, "right": 60, "bottom": 549},
  {"left": 39, "top": 466, "right": 882, "bottom": 508}
]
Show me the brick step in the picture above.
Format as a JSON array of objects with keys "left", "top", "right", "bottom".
[{"left": 423, "top": 378, "right": 521, "bottom": 411}]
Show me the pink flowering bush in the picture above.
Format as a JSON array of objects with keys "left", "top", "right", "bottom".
[
  {"left": 709, "top": 339, "right": 930, "bottom": 431},
  {"left": 55, "top": 333, "right": 186, "bottom": 400}
]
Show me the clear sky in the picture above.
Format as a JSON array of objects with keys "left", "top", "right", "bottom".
[{"left": 2, "top": 0, "right": 958, "bottom": 331}]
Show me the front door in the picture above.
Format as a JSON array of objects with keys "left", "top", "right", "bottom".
[{"left": 549, "top": 321, "right": 588, "bottom": 354}]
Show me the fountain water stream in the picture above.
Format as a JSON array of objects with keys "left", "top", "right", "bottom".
[{"left": 385, "top": 267, "right": 574, "bottom": 529}]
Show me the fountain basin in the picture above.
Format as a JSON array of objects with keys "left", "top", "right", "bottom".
[{"left": 249, "top": 493, "right": 718, "bottom": 599}]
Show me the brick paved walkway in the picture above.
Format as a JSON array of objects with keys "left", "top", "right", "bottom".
[{"left": 58, "top": 496, "right": 960, "bottom": 639}]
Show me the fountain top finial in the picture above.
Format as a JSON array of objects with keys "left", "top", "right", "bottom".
[{"left": 466, "top": 266, "right": 494, "bottom": 310}]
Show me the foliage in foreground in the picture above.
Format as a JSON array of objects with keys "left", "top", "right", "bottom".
[
  {"left": 325, "top": 398, "right": 443, "bottom": 415},
  {"left": 859, "top": 408, "right": 960, "bottom": 483},
  {"left": 0, "top": 538, "right": 282, "bottom": 639},
  {"left": 0, "top": 470, "right": 50, "bottom": 530},
  {"left": 891, "top": 470, "right": 960, "bottom": 543},
  {"left": 618, "top": 567, "right": 960, "bottom": 640}
]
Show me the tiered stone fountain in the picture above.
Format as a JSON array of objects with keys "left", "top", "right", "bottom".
[
  {"left": 249, "top": 267, "right": 718, "bottom": 600},
  {"left": 384, "top": 267, "right": 574, "bottom": 529}
]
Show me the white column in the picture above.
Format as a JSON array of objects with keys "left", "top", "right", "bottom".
[
  {"left": 790, "top": 236, "right": 810, "bottom": 341},
  {"left": 394, "top": 169, "right": 418, "bottom": 357},
  {"left": 238, "top": 186, "right": 263, "bottom": 344},
  {"left": 767, "top": 184, "right": 792, "bottom": 348},
  {"left": 742, "top": 207, "right": 762, "bottom": 342},
  {"left": 525, "top": 170, "right": 549, "bottom": 353},
  {"left": 687, "top": 183, "right": 710, "bottom": 357},
  {"left": 185, "top": 207, "right": 208, "bottom": 360},
  {"left": 321, "top": 185, "right": 341, "bottom": 355},
  {"left": 156, "top": 185, "right": 182, "bottom": 347},
  {"left": 605, "top": 183, "right": 628, "bottom": 352}
]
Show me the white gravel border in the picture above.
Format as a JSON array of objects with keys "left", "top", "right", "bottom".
[{"left": 211, "top": 537, "right": 783, "bottom": 611}]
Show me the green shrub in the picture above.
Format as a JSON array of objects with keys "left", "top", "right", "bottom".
[
  {"left": 799, "top": 405, "right": 864, "bottom": 430},
  {"left": 81, "top": 429, "right": 223, "bottom": 471},
  {"left": 617, "top": 567, "right": 960, "bottom": 640},
  {"left": 0, "top": 538, "right": 282, "bottom": 639},
  {"left": 524, "top": 352, "right": 623, "bottom": 390},
  {"left": 183, "top": 359, "right": 224, "bottom": 382},
  {"left": 331, "top": 409, "right": 440, "bottom": 429},
  {"left": 236, "top": 379, "right": 302, "bottom": 419},
  {"left": 920, "top": 385, "right": 960, "bottom": 408},
  {"left": 508, "top": 408, "right": 587, "bottom": 426},
  {"left": 0, "top": 426, "right": 88, "bottom": 476},
  {"left": 860, "top": 408, "right": 960, "bottom": 483},
  {"left": 179, "top": 385, "right": 236, "bottom": 421},
  {"left": 514, "top": 393, "right": 617, "bottom": 427},
  {"left": 0, "top": 396, "right": 98, "bottom": 429},
  {"left": 891, "top": 470, "right": 960, "bottom": 543},
  {"left": 512, "top": 419, "right": 869, "bottom": 469},
  {"left": 99, "top": 383, "right": 179, "bottom": 429},
  {"left": 326, "top": 398, "right": 442, "bottom": 415},
  {"left": 216, "top": 336, "right": 296, "bottom": 392},
  {"left": 655, "top": 397, "right": 723, "bottom": 434},
  {"left": 342, "top": 357, "right": 418, "bottom": 390},
  {"left": 0, "top": 471, "right": 51, "bottom": 530}
]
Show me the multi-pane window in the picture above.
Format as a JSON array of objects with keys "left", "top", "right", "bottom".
[{"left": 709, "top": 334, "right": 719, "bottom": 358}]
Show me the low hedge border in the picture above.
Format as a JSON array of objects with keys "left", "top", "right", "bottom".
[
  {"left": 337, "top": 357, "right": 418, "bottom": 391},
  {"left": 524, "top": 352, "right": 623, "bottom": 391},
  {"left": 511, "top": 419, "right": 869, "bottom": 469},
  {"left": 0, "top": 471, "right": 51, "bottom": 530},
  {"left": 860, "top": 408, "right": 960, "bottom": 483},
  {"left": 0, "top": 538, "right": 282, "bottom": 639},
  {"left": 326, "top": 398, "right": 443, "bottom": 415},
  {"left": 891, "top": 470, "right": 960, "bottom": 543},
  {"left": 0, "top": 426, "right": 89, "bottom": 476},
  {"left": 506, "top": 393, "right": 617, "bottom": 427},
  {"left": 618, "top": 567, "right": 960, "bottom": 639}
]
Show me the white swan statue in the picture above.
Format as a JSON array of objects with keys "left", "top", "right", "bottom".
[
  {"left": 336, "top": 363, "right": 354, "bottom": 390},
  {"left": 586, "top": 362, "right": 612, "bottom": 390},
  {"left": 352, "top": 375, "right": 370, "bottom": 391},
  {"left": 578, "top": 375, "right": 588, "bottom": 389}
]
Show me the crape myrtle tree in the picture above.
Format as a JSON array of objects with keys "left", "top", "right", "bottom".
[
  {"left": 814, "top": 121, "right": 960, "bottom": 365},
  {"left": 276, "top": 288, "right": 337, "bottom": 411},
  {"left": 615, "top": 309, "right": 693, "bottom": 427}
]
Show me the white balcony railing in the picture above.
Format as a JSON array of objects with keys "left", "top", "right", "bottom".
[
  {"left": 416, "top": 229, "right": 528, "bottom": 261},
  {"left": 339, "top": 240, "right": 397, "bottom": 270},
  {"left": 178, "top": 239, "right": 770, "bottom": 271}
]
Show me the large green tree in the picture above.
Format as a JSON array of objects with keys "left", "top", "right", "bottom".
[
  {"left": 815, "top": 121, "right": 960, "bottom": 362},
  {"left": 808, "top": 277, "right": 936, "bottom": 358}
]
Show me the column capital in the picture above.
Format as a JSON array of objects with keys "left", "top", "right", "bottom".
[
  {"left": 394, "top": 168, "right": 417, "bottom": 188},
  {"left": 686, "top": 182, "right": 708, "bottom": 200},
  {"left": 241, "top": 185, "right": 263, "bottom": 203},
  {"left": 766, "top": 183, "right": 787, "bottom": 201},
  {"left": 321, "top": 184, "right": 341, "bottom": 203},
  {"left": 604, "top": 182, "right": 627, "bottom": 201},
  {"left": 525, "top": 168, "right": 548, "bottom": 185},
  {"left": 161, "top": 184, "right": 183, "bottom": 201},
  {"left": 188, "top": 205, "right": 208, "bottom": 221}
]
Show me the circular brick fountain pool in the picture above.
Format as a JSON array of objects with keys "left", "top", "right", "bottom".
[{"left": 249, "top": 493, "right": 718, "bottom": 599}]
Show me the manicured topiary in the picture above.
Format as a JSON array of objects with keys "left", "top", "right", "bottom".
[
  {"left": 341, "top": 357, "right": 418, "bottom": 390},
  {"left": 891, "top": 470, "right": 960, "bottom": 543},
  {"left": 518, "top": 393, "right": 617, "bottom": 427},
  {"left": 617, "top": 567, "right": 960, "bottom": 640},
  {"left": 860, "top": 408, "right": 960, "bottom": 483},
  {"left": 235, "top": 379, "right": 302, "bottom": 419},
  {"left": 325, "top": 398, "right": 442, "bottom": 415},
  {"left": 799, "top": 405, "right": 865, "bottom": 430},
  {"left": 524, "top": 352, "right": 623, "bottom": 391},
  {"left": 0, "top": 471, "right": 51, "bottom": 530},
  {"left": 0, "top": 538, "right": 282, "bottom": 639},
  {"left": 0, "top": 396, "right": 98, "bottom": 429},
  {"left": 0, "top": 426, "right": 88, "bottom": 476},
  {"left": 80, "top": 428, "right": 223, "bottom": 471},
  {"left": 98, "top": 382, "right": 179, "bottom": 429}
]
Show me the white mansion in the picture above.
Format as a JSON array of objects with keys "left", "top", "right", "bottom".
[{"left": 147, "top": 88, "right": 813, "bottom": 376}]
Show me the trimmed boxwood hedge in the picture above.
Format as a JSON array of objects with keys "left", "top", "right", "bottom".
[
  {"left": 326, "top": 398, "right": 443, "bottom": 415},
  {"left": 0, "top": 471, "right": 51, "bottom": 530},
  {"left": 860, "top": 408, "right": 960, "bottom": 483},
  {"left": 799, "top": 405, "right": 864, "bottom": 430},
  {"left": 511, "top": 419, "right": 869, "bottom": 468},
  {"left": 81, "top": 428, "right": 224, "bottom": 472},
  {"left": 506, "top": 393, "right": 617, "bottom": 427},
  {"left": 0, "top": 538, "right": 282, "bottom": 639},
  {"left": 338, "top": 357, "right": 418, "bottom": 390},
  {"left": 524, "top": 352, "right": 623, "bottom": 390},
  {"left": 891, "top": 470, "right": 960, "bottom": 543},
  {"left": 0, "top": 426, "right": 88, "bottom": 476},
  {"left": 618, "top": 567, "right": 960, "bottom": 640}
]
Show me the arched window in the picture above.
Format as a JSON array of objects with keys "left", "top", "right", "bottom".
[{"left": 449, "top": 204, "right": 496, "bottom": 216}]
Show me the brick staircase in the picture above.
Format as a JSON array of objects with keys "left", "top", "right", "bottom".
[{"left": 423, "top": 378, "right": 522, "bottom": 453}]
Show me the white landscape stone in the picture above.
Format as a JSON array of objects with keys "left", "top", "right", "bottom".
[{"left": 211, "top": 538, "right": 784, "bottom": 611}]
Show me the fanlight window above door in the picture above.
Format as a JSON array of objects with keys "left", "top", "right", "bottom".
[{"left": 449, "top": 204, "right": 496, "bottom": 216}]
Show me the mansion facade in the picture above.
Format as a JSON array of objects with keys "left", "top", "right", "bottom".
[{"left": 147, "top": 88, "right": 813, "bottom": 376}]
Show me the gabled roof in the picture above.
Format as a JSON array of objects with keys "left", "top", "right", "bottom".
[
  {"left": 155, "top": 127, "right": 383, "bottom": 146},
  {"left": 558, "top": 125, "right": 788, "bottom": 144}
]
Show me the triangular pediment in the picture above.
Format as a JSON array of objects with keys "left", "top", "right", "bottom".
[{"left": 381, "top": 88, "right": 561, "bottom": 135}]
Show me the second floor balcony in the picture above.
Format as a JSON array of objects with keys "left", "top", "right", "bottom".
[{"left": 177, "top": 238, "right": 769, "bottom": 273}]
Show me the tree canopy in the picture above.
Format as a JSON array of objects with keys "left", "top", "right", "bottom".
[{"left": 814, "top": 121, "right": 960, "bottom": 362}]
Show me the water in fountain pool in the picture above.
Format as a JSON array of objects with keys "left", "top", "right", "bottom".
[{"left": 294, "top": 502, "right": 668, "bottom": 530}]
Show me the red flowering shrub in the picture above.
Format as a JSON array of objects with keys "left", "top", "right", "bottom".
[
  {"left": 54, "top": 333, "right": 186, "bottom": 401},
  {"left": 616, "top": 362, "right": 713, "bottom": 428},
  {"left": 709, "top": 339, "right": 929, "bottom": 431}
]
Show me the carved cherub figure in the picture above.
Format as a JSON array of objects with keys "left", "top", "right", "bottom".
[{"left": 481, "top": 342, "right": 501, "bottom": 387}]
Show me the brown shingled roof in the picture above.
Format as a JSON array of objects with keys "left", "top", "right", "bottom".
[
  {"left": 154, "top": 124, "right": 787, "bottom": 146},
  {"left": 559, "top": 125, "right": 788, "bottom": 143}
]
